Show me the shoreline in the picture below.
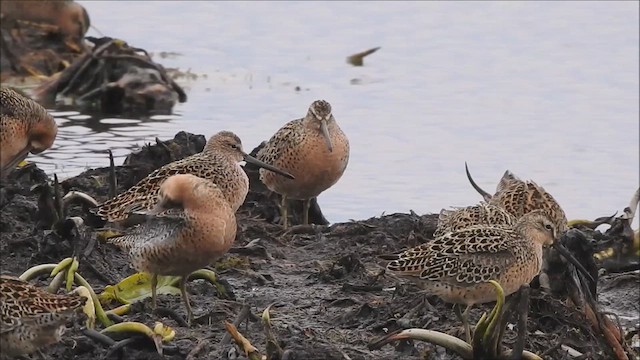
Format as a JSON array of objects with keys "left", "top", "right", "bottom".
[{"left": 1, "top": 131, "right": 638, "bottom": 360}]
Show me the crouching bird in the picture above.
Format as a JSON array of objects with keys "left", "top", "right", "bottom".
[
  {"left": 0, "top": 275, "right": 86, "bottom": 357},
  {"left": 385, "top": 210, "right": 594, "bottom": 343},
  {"left": 1, "top": 87, "right": 57, "bottom": 178}
]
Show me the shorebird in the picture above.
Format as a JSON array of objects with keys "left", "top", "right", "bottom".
[
  {"left": 0, "top": 87, "right": 57, "bottom": 178},
  {"left": 433, "top": 203, "right": 516, "bottom": 238},
  {"left": 94, "top": 131, "right": 294, "bottom": 223},
  {"left": 257, "top": 100, "right": 349, "bottom": 228},
  {"left": 464, "top": 163, "right": 575, "bottom": 292},
  {"left": 0, "top": 275, "right": 86, "bottom": 358},
  {"left": 107, "top": 174, "right": 237, "bottom": 324},
  {"left": 1, "top": 0, "right": 90, "bottom": 52},
  {"left": 464, "top": 163, "right": 568, "bottom": 232},
  {"left": 385, "top": 210, "right": 591, "bottom": 342}
]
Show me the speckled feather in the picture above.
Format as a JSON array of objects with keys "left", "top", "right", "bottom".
[
  {"left": 386, "top": 210, "right": 555, "bottom": 305},
  {"left": 257, "top": 100, "right": 349, "bottom": 200},
  {"left": 107, "top": 174, "right": 237, "bottom": 277},
  {"left": 434, "top": 203, "right": 516, "bottom": 238},
  {"left": 0, "top": 275, "right": 85, "bottom": 357},
  {"left": 95, "top": 131, "right": 251, "bottom": 222},
  {"left": 488, "top": 171, "right": 568, "bottom": 233},
  {"left": 0, "top": 87, "right": 57, "bottom": 175}
]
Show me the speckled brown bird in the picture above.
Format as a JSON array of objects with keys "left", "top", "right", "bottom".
[
  {"left": 107, "top": 174, "right": 237, "bottom": 323},
  {"left": 433, "top": 203, "right": 516, "bottom": 238},
  {"left": 94, "top": 131, "right": 294, "bottom": 223},
  {"left": 386, "top": 210, "right": 589, "bottom": 342},
  {"left": 464, "top": 163, "right": 568, "bottom": 233},
  {"left": 0, "top": 87, "right": 57, "bottom": 178},
  {"left": 257, "top": 100, "right": 349, "bottom": 227},
  {"left": 464, "top": 163, "right": 573, "bottom": 292},
  {"left": 0, "top": 275, "right": 86, "bottom": 358}
]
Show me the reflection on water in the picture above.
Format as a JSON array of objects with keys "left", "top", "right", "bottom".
[
  {"left": 28, "top": 1, "right": 639, "bottom": 225},
  {"left": 37, "top": 109, "right": 182, "bottom": 178}
]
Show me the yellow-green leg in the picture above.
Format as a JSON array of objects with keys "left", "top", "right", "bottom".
[
  {"left": 179, "top": 276, "right": 193, "bottom": 325},
  {"left": 302, "top": 198, "right": 311, "bottom": 225},
  {"left": 151, "top": 273, "right": 158, "bottom": 309},
  {"left": 280, "top": 195, "right": 288, "bottom": 228}
]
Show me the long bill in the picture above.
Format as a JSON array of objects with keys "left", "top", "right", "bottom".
[
  {"left": 320, "top": 121, "right": 333, "bottom": 153},
  {"left": 552, "top": 242, "right": 596, "bottom": 286},
  {"left": 464, "top": 162, "right": 492, "bottom": 202},
  {"left": 243, "top": 153, "right": 295, "bottom": 179}
]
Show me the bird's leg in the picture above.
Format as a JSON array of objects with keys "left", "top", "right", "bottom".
[
  {"left": 302, "top": 198, "right": 311, "bottom": 225},
  {"left": 280, "top": 195, "right": 288, "bottom": 229},
  {"left": 463, "top": 304, "right": 474, "bottom": 344},
  {"left": 510, "top": 285, "right": 530, "bottom": 359},
  {"left": 453, "top": 304, "right": 471, "bottom": 342},
  {"left": 151, "top": 273, "right": 158, "bottom": 309},
  {"left": 179, "top": 276, "right": 194, "bottom": 326},
  {"left": 454, "top": 303, "right": 462, "bottom": 320}
]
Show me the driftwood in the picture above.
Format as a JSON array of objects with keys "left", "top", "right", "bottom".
[{"left": 34, "top": 36, "right": 187, "bottom": 115}]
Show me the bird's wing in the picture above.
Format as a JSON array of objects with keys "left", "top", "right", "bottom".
[
  {"left": 93, "top": 155, "right": 205, "bottom": 221},
  {"left": 256, "top": 118, "right": 305, "bottom": 163},
  {"left": 107, "top": 212, "right": 188, "bottom": 250},
  {"left": 387, "top": 226, "right": 517, "bottom": 286}
]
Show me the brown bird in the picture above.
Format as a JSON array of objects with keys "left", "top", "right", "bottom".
[
  {"left": 257, "top": 100, "right": 350, "bottom": 228},
  {"left": 94, "top": 131, "right": 294, "bottom": 223},
  {"left": 107, "top": 174, "right": 237, "bottom": 324},
  {"left": 464, "top": 163, "right": 568, "bottom": 232},
  {"left": 386, "top": 210, "right": 591, "bottom": 342},
  {"left": 0, "top": 275, "right": 86, "bottom": 358},
  {"left": 0, "top": 0, "right": 90, "bottom": 46},
  {"left": 433, "top": 203, "right": 516, "bottom": 238},
  {"left": 346, "top": 46, "right": 381, "bottom": 66},
  {"left": 0, "top": 87, "right": 57, "bottom": 178},
  {"left": 463, "top": 163, "right": 599, "bottom": 295}
]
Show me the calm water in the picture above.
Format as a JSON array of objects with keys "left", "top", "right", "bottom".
[{"left": 29, "top": 1, "right": 640, "bottom": 225}]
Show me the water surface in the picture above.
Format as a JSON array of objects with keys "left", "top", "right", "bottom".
[{"left": 31, "top": 1, "right": 639, "bottom": 225}]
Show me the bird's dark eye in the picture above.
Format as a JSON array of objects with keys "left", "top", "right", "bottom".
[
  {"left": 544, "top": 224, "right": 553, "bottom": 231},
  {"left": 230, "top": 144, "right": 238, "bottom": 149}
]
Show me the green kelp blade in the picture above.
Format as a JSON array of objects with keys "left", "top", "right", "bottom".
[{"left": 98, "top": 273, "right": 181, "bottom": 305}]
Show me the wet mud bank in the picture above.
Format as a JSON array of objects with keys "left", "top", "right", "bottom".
[{"left": 1, "top": 132, "right": 638, "bottom": 360}]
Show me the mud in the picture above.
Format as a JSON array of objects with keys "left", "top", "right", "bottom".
[{"left": 1, "top": 132, "right": 638, "bottom": 360}]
